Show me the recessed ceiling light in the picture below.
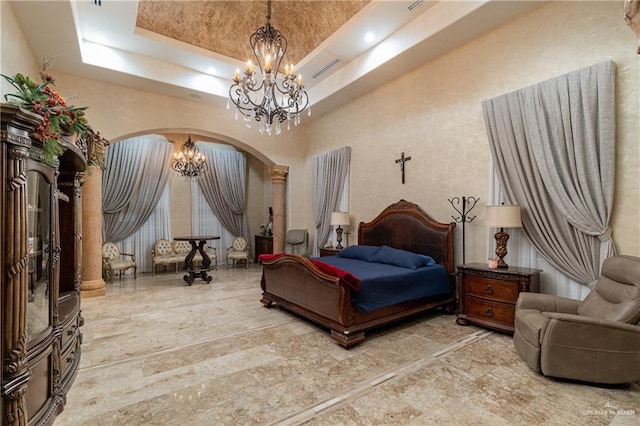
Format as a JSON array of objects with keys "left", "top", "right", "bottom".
[{"left": 364, "top": 32, "right": 375, "bottom": 44}]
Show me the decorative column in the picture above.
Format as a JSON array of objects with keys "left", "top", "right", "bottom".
[
  {"left": 80, "top": 165, "right": 105, "bottom": 297},
  {"left": 268, "top": 165, "right": 288, "bottom": 253}
]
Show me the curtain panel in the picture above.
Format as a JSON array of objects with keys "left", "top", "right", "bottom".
[
  {"left": 120, "top": 185, "right": 172, "bottom": 273},
  {"left": 195, "top": 144, "right": 250, "bottom": 248},
  {"left": 102, "top": 135, "right": 174, "bottom": 243},
  {"left": 488, "top": 159, "right": 591, "bottom": 300},
  {"left": 482, "top": 61, "right": 616, "bottom": 286},
  {"left": 312, "top": 146, "right": 351, "bottom": 255},
  {"left": 191, "top": 180, "right": 236, "bottom": 262}
]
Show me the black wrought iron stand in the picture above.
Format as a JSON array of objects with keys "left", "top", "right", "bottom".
[{"left": 448, "top": 196, "right": 479, "bottom": 265}]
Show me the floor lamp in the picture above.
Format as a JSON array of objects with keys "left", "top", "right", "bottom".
[{"left": 486, "top": 204, "right": 522, "bottom": 269}]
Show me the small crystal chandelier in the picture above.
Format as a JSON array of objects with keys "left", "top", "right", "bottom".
[
  {"left": 171, "top": 135, "right": 207, "bottom": 179},
  {"left": 228, "top": 0, "right": 310, "bottom": 136}
]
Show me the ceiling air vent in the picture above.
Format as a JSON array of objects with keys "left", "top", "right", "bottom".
[
  {"left": 311, "top": 58, "right": 341, "bottom": 80},
  {"left": 407, "top": 0, "right": 423, "bottom": 12}
]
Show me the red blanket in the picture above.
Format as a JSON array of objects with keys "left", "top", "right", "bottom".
[
  {"left": 310, "top": 259, "right": 361, "bottom": 291},
  {"left": 258, "top": 253, "right": 361, "bottom": 291},
  {"left": 258, "top": 253, "right": 286, "bottom": 262}
]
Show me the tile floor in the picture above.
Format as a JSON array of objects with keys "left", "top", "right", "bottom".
[{"left": 55, "top": 265, "right": 640, "bottom": 425}]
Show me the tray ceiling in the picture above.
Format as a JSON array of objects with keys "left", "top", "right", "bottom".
[
  {"left": 136, "top": 0, "right": 370, "bottom": 66},
  {"left": 7, "top": 1, "right": 543, "bottom": 117}
]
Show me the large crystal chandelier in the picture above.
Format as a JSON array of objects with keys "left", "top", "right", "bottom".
[
  {"left": 228, "top": 0, "right": 310, "bottom": 136},
  {"left": 171, "top": 135, "right": 207, "bottom": 179}
]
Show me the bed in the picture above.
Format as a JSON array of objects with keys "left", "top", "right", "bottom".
[{"left": 259, "top": 199, "right": 456, "bottom": 348}]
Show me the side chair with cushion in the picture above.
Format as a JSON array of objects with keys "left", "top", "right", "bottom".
[
  {"left": 152, "top": 239, "right": 179, "bottom": 276},
  {"left": 173, "top": 240, "right": 195, "bottom": 270},
  {"left": 227, "top": 237, "right": 249, "bottom": 268},
  {"left": 513, "top": 255, "right": 640, "bottom": 386},
  {"left": 285, "top": 229, "right": 309, "bottom": 257},
  {"left": 102, "top": 242, "right": 137, "bottom": 283}
]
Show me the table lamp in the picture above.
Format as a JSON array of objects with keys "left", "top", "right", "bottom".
[
  {"left": 330, "top": 212, "right": 350, "bottom": 249},
  {"left": 486, "top": 204, "right": 522, "bottom": 269}
]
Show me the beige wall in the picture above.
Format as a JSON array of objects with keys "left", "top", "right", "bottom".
[
  {"left": 51, "top": 76, "right": 307, "bottom": 240},
  {"left": 2, "top": 1, "right": 638, "bottom": 263},
  {"left": 304, "top": 1, "right": 640, "bottom": 263},
  {"left": 0, "top": 1, "right": 40, "bottom": 95},
  {"left": 1, "top": 2, "right": 302, "bottom": 243},
  {"left": 162, "top": 133, "right": 270, "bottom": 240},
  {"left": 168, "top": 152, "right": 269, "bottom": 240}
]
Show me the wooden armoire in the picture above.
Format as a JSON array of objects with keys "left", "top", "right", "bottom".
[{"left": 1, "top": 104, "right": 85, "bottom": 425}]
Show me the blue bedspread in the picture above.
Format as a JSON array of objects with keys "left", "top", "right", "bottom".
[{"left": 311, "top": 255, "right": 450, "bottom": 313}]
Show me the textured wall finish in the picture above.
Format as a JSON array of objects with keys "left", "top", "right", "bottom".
[
  {"left": 136, "top": 0, "right": 369, "bottom": 65},
  {"left": 0, "top": 1, "right": 39, "bottom": 97},
  {"left": 2, "top": 1, "right": 637, "bottom": 266},
  {"left": 43, "top": 72, "right": 307, "bottom": 241},
  {"left": 304, "top": 1, "right": 639, "bottom": 262}
]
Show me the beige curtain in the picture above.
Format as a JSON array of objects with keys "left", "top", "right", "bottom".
[
  {"left": 482, "top": 61, "right": 616, "bottom": 286},
  {"left": 195, "top": 144, "right": 249, "bottom": 245},
  {"left": 102, "top": 135, "right": 173, "bottom": 243},
  {"left": 312, "top": 146, "right": 351, "bottom": 255}
]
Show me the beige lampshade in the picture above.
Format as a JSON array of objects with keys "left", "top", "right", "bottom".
[
  {"left": 330, "top": 212, "right": 350, "bottom": 226},
  {"left": 486, "top": 205, "right": 522, "bottom": 228}
]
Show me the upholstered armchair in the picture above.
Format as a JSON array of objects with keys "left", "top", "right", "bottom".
[
  {"left": 285, "top": 229, "right": 309, "bottom": 257},
  {"left": 513, "top": 255, "right": 640, "bottom": 385},
  {"left": 152, "top": 239, "right": 180, "bottom": 276},
  {"left": 227, "top": 237, "right": 249, "bottom": 268},
  {"left": 102, "top": 242, "right": 137, "bottom": 283}
]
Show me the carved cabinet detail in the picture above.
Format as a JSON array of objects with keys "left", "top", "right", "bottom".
[{"left": 2, "top": 104, "right": 85, "bottom": 425}]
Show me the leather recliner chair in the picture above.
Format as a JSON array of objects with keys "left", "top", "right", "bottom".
[{"left": 513, "top": 255, "right": 640, "bottom": 385}]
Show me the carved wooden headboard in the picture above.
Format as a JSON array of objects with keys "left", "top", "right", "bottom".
[{"left": 357, "top": 200, "right": 456, "bottom": 276}]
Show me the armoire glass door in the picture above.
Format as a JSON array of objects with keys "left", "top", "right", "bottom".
[{"left": 26, "top": 170, "right": 52, "bottom": 339}]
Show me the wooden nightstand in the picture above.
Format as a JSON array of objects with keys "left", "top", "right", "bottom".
[
  {"left": 456, "top": 263, "right": 541, "bottom": 333},
  {"left": 254, "top": 235, "right": 273, "bottom": 263},
  {"left": 319, "top": 247, "right": 342, "bottom": 257}
]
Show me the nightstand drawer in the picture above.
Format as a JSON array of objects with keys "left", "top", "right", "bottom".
[
  {"left": 466, "top": 297, "right": 515, "bottom": 328},
  {"left": 465, "top": 276, "right": 519, "bottom": 303},
  {"left": 456, "top": 263, "right": 541, "bottom": 333}
]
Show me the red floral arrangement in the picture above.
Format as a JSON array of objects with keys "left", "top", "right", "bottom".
[{"left": 2, "top": 57, "right": 90, "bottom": 164}]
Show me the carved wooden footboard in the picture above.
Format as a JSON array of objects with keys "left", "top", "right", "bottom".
[
  {"left": 260, "top": 200, "right": 456, "bottom": 348},
  {"left": 259, "top": 254, "right": 367, "bottom": 346}
]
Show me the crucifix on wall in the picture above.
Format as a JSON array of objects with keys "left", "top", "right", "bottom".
[{"left": 395, "top": 151, "right": 411, "bottom": 184}]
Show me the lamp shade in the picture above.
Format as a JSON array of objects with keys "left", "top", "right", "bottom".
[
  {"left": 486, "top": 205, "right": 522, "bottom": 228},
  {"left": 330, "top": 212, "right": 350, "bottom": 226}
]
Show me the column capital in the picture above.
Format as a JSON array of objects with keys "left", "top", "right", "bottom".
[{"left": 268, "top": 165, "right": 289, "bottom": 184}]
